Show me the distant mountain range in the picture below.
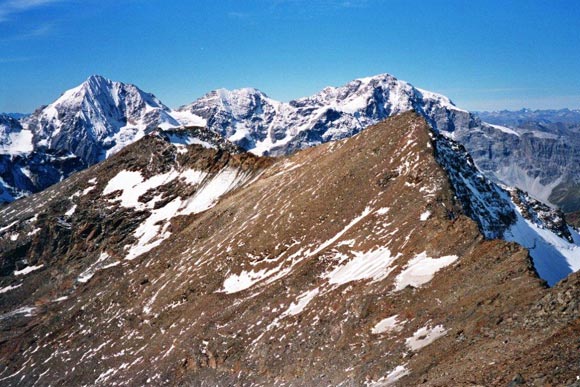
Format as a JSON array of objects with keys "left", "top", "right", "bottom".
[
  {"left": 1, "top": 74, "right": 579, "bottom": 217},
  {"left": 0, "top": 113, "right": 29, "bottom": 120},
  {"left": 475, "top": 108, "right": 580, "bottom": 126}
]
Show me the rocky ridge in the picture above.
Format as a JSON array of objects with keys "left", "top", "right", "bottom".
[
  {"left": 431, "top": 131, "right": 580, "bottom": 286},
  {"left": 1, "top": 113, "right": 580, "bottom": 385}
]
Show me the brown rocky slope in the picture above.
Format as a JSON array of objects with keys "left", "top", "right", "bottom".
[{"left": 0, "top": 112, "right": 579, "bottom": 386}]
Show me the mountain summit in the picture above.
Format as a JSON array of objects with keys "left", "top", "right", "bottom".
[
  {"left": 178, "top": 73, "right": 579, "bottom": 214},
  {"left": 0, "top": 76, "right": 207, "bottom": 202},
  {"left": 25, "top": 75, "right": 201, "bottom": 164},
  {"left": 178, "top": 73, "right": 471, "bottom": 156}
]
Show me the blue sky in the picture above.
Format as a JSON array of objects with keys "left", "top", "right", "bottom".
[{"left": 0, "top": 0, "right": 579, "bottom": 112}]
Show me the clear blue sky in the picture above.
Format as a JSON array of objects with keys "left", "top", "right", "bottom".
[{"left": 0, "top": 0, "right": 579, "bottom": 113}]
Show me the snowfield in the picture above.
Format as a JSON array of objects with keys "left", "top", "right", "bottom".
[{"left": 505, "top": 210, "right": 580, "bottom": 286}]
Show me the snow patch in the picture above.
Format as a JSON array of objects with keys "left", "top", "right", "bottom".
[
  {"left": 103, "top": 168, "right": 210, "bottom": 211},
  {"left": 222, "top": 268, "right": 273, "bottom": 294},
  {"left": 77, "top": 252, "right": 118, "bottom": 283},
  {"left": 488, "top": 123, "right": 520, "bottom": 137},
  {"left": 0, "top": 284, "right": 22, "bottom": 294},
  {"left": 118, "top": 167, "right": 252, "bottom": 261},
  {"left": 0, "top": 220, "right": 18, "bottom": 233},
  {"left": 281, "top": 288, "right": 320, "bottom": 317},
  {"left": 394, "top": 252, "right": 458, "bottom": 291},
  {"left": 179, "top": 168, "right": 250, "bottom": 215},
  {"left": 405, "top": 325, "right": 447, "bottom": 351},
  {"left": 65, "top": 204, "right": 77, "bottom": 216},
  {"left": 0, "top": 129, "right": 33, "bottom": 154},
  {"left": 124, "top": 198, "right": 182, "bottom": 260},
  {"left": 367, "top": 365, "right": 410, "bottom": 386},
  {"left": 371, "top": 315, "right": 404, "bottom": 334},
  {"left": 28, "top": 228, "right": 41, "bottom": 236},
  {"left": 169, "top": 110, "right": 207, "bottom": 127},
  {"left": 0, "top": 306, "right": 36, "bottom": 320},
  {"left": 419, "top": 210, "right": 431, "bottom": 221},
  {"left": 165, "top": 132, "right": 216, "bottom": 149},
  {"left": 376, "top": 207, "right": 390, "bottom": 215},
  {"left": 308, "top": 207, "right": 372, "bottom": 257},
  {"left": 505, "top": 211, "right": 580, "bottom": 286},
  {"left": 14, "top": 264, "right": 44, "bottom": 276},
  {"left": 326, "top": 247, "right": 401, "bottom": 285}
]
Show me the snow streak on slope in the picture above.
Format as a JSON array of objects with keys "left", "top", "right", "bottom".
[
  {"left": 405, "top": 325, "right": 447, "bottom": 351},
  {"left": 325, "top": 247, "right": 401, "bottom": 285},
  {"left": 371, "top": 315, "right": 404, "bottom": 335},
  {"left": 103, "top": 166, "right": 254, "bottom": 261},
  {"left": 394, "top": 252, "right": 459, "bottom": 291}
]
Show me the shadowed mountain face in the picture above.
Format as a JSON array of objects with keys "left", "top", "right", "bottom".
[{"left": 1, "top": 112, "right": 579, "bottom": 386}]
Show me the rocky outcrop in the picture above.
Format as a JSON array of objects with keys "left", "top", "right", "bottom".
[
  {"left": 0, "top": 115, "right": 23, "bottom": 144},
  {"left": 473, "top": 109, "right": 580, "bottom": 213},
  {"left": 460, "top": 127, "right": 580, "bottom": 210},
  {"left": 509, "top": 187, "right": 573, "bottom": 242},
  {"left": 432, "top": 133, "right": 516, "bottom": 239}
]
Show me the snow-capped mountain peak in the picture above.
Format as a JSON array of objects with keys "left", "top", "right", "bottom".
[
  {"left": 26, "top": 75, "right": 182, "bottom": 162},
  {"left": 178, "top": 86, "right": 282, "bottom": 151},
  {"left": 0, "top": 76, "right": 207, "bottom": 204},
  {"left": 178, "top": 73, "right": 473, "bottom": 156},
  {"left": 21, "top": 75, "right": 208, "bottom": 165}
]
